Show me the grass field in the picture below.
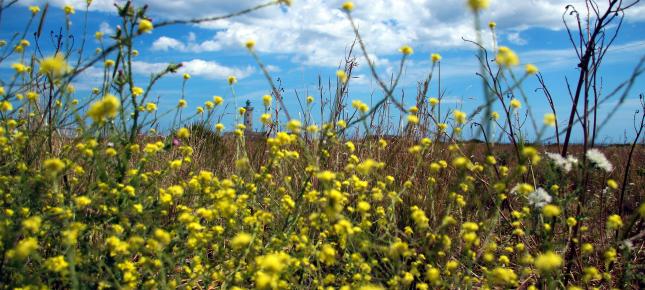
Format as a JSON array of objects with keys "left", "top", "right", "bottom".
[{"left": 0, "top": 0, "right": 644, "bottom": 289}]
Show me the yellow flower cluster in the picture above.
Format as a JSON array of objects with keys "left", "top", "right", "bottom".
[
  {"left": 87, "top": 94, "right": 121, "bottom": 123},
  {"left": 0, "top": 1, "right": 634, "bottom": 289}
]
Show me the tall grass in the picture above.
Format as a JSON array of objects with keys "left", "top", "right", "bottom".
[{"left": 0, "top": 0, "right": 643, "bottom": 289}]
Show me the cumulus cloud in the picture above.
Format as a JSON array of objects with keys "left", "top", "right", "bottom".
[
  {"left": 99, "top": 21, "right": 114, "bottom": 35},
  {"left": 20, "top": 0, "right": 645, "bottom": 68},
  {"left": 507, "top": 32, "right": 527, "bottom": 46},
  {"left": 151, "top": 36, "right": 186, "bottom": 51},
  {"left": 131, "top": 59, "right": 254, "bottom": 80},
  {"left": 151, "top": 36, "right": 222, "bottom": 52}
]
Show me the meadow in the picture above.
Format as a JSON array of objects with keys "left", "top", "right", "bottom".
[{"left": 0, "top": 0, "right": 643, "bottom": 289}]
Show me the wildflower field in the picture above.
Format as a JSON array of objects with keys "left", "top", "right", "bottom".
[{"left": 0, "top": 0, "right": 644, "bottom": 289}]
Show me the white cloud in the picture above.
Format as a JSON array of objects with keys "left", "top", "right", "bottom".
[
  {"left": 131, "top": 59, "right": 254, "bottom": 80},
  {"left": 151, "top": 36, "right": 186, "bottom": 51},
  {"left": 265, "top": 64, "right": 281, "bottom": 73},
  {"left": 180, "top": 59, "right": 254, "bottom": 79},
  {"left": 142, "top": 0, "right": 644, "bottom": 67},
  {"left": 131, "top": 61, "right": 169, "bottom": 74},
  {"left": 99, "top": 21, "right": 114, "bottom": 35},
  {"left": 507, "top": 32, "right": 527, "bottom": 46},
  {"left": 150, "top": 35, "right": 223, "bottom": 52},
  {"left": 20, "top": 0, "right": 645, "bottom": 69}
]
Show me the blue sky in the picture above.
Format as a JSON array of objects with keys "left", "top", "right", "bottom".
[{"left": 2, "top": 0, "right": 644, "bottom": 143}]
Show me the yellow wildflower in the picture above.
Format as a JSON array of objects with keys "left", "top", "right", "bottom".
[
  {"left": 526, "top": 64, "right": 539, "bottom": 74},
  {"left": 0, "top": 101, "right": 12, "bottom": 112},
  {"left": 12, "top": 63, "right": 29, "bottom": 74},
  {"left": 341, "top": 1, "right": 354, "bottom": 12},
  {"left": 399, "top": 45, "right": 413, "bottom": 55},
  {"left": 453, "top": 110, "right": 467, "bottom": 124},
  {"left": 542, "top": 204, "right": 561, "bottom": 217},
  {"left": 606, "top": 214, "right": 623, "bottom": 230},
  {"left": 29, "top": 6, "right": 40, "bottom": 14},
  {"left": 543, "top": 113, "right": 556, "bottom": 126},
  {"left": 231, "top": 232, "right": 252, "bottom": 250},
  {"left": 467, "top": 0, "right": 489, "bottom": 11},
  {"left": 336, "top": 70, "right": 348, "bottom": 83},
  {"left": 510, "top": 98, "right": 521, "bottom": 109},
  {"left": 245, "top": 39, "right": 255, "bottom": 49},
  {"left": 262, "top": 95, "right": 272, "bottom": 106},
  {"left": 496, "top": 46, "right": 520, "bottom": 67},
  {"left": 44, "top": 256, "right": 69, "bottom": 273},
  {"left": 534, "top": 251, "right": 562, "bottom": 273},
  {"left": 9, "top": 237, "right": 39, "bottom": 260},
  {"left": 39, "top": 54, "right": 69, "bottom": 78},
  {"left": 138, "top": 19, "right": 154, "bottom": 33},
  {"left": 44, "top": 158, "right": 66, "bottom": 175},
  {"left": 87, "top": 94, "right": 120, "bottom": 123},
  {"left": 488, "top": 267, "right": 518, "bottom": 287},
  {"left": 22, "top": 216, "right": 42, "bottom": 233},
  {"left": 64, "top": 4, "right": 75, "bottom": 15}
]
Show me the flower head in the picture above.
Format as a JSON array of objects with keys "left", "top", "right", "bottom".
[
  {"left": 336, "top": 70, "right": 347, "bottom": 83},
  {"left": 8, "top": 237, "right": 39, "bottom": 260},
  {"left": 341, "top": 1, "right": 354, "bottom": 12},
  {"left": 39, "top": 54, "right": 69, "bottom": 78},
  {"left": 399, "top": 45, "right": 413, "bottom": 55},
  {"left": 488, "top": 267, "right": 518, "bottom": 287},
  {"left": 44, "top": 256, "right": 69, "bottom": 273},
  {"left": 44, "top": 158, "right": 66, "bottom": 175},
  {"left": 510, "top": 98, "right": 521, "bottom": 109},
  {"left": 138, "top": 19, "right": 154, "bottom": 34},
  {"left": 132, "top": 87, "right": 144, "bottom": 97},
  {"left": 231, "top": 232, "right": 252, "bottom": 250},
  {"left": 1, "top": 101, "right": 13, "bottom": 112},
  {"left": 351, "top": 100, "right": 369, "bottom": 113},
  {"left": 87, "top": 94, "right": 121, "bottom": 123},
  {"left": 245, "top": 39, "right": 255, "bottom": 50},
  {"left": 407, "top": 114, "right": 419, "bottom": 124},
  {"left": 534, "top": 251, "right": 562, "bottom": 273},
  {"left": 586, "top": 149, "right": 613, "bottom": 172},
  {"left": 527, "top": 188, "right": 551, "bottom": 208},
  {"left": 526, "top": 64, "right": 539, "bottom": 75},
  {"left": 453, "top": 110, "right": 467, "bottom": 124},
  {"left": 431, "top": 53, "right": 442, "bottom": 63},
  {"left": 467, "top": 0, "right": 489, "bottom": 11},
  {"left": 287, "top": 119, "right": 302, "bottom": 133},
  {"left": 178, "top": 99, "right": 187, "bottom": 108},
  {"left": 11, "top": 63, "right": 29, "bottom": 74},
  {"left": 263, "top": 95, "right": 272, "bottom": 106},
  {"left": 545, "top": 152, "right": 578, "bottom": 172},
  {"left": 176, "top": 127, "right": 190, "bottom": 139},
  {"left": 29, "top": 6, "right": 40, "bottom": 15},
  {"left": 606, "top": 214, "right": 623, "bottom": 230},
  {"left": 542, "top": 204, "right": 561, "bottom": 218},
  {"left": 496, "top": 46, "right": 520, "bottom": 67},
  {"left": 64, "top": 4, "right": 75, "bottom": 15},
  {"left": 543, "top": 113, "right": 556, "bottom": 126}
]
